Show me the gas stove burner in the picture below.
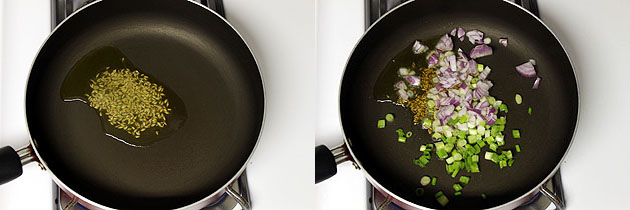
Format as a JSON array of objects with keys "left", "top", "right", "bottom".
[
  {"left": 52, "top": 0, "right": 225, "bottom": 30},
  {"left": 55, "top": 170, "right": 251, "bottom": 210},
  {"left": 368, "top": 171, "right": 565, "bottom": 210}
]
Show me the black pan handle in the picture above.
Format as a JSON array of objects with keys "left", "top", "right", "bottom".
[
  {"left": 0, "top": 146, "right": 24, "bottom": 185},
  {"left": 315, "top": 144, "right": 351, "bottom": 183},
  {"left": 0, "top": 145, "right": 36, "bottom": 185}
]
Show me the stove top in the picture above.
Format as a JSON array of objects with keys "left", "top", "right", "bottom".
[
  {"left": 49, "top": 0, "right": 250, "bottom": 209},
  {"left": 363, "top": 0, "right": 564, "bottom": 209}
]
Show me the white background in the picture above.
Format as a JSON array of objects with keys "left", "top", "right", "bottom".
[
  {"left": 315, "top": 0, "right": 630, "bottom": 210},
  {"left": 0, "top": 0, "right": 316, "bottom": 209},
  {"left": 3, "top": 0, "right": 630, "bottom": 210}
]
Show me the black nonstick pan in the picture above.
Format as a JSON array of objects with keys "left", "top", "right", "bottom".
[
  {"left": 0, "top": 0, "right": 264, "bottom": 209},
  {"left": 316, "top": 0, "right": 578, "bottom": 209}
]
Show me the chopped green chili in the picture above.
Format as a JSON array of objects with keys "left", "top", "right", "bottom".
[
  {"left": 512, "top": 129, "right": 521, "bottom": 139},
  {"left": 386, "top": 113, "right": 394, "bottom": 122},
  {"left": 528, "top": 107, "right": 532, "bottom": 115},
  {"left": 515, "top": 144, "right": 521, "bottom": 152},
  {"left": 421, "top": 176, "right": 431, "bottom": 186},
  {"left": 377, "top": 120, "right": 385, "bottom": 128},
  {"left": 431, "top": 177, "right": 437, "bottom": 185},
  {"left": 436, "top": 195, "right": 449, "bottom": 207},
  {"left": 453, "top": 183, "right": 463, "bottom": 191},
  {"left": 499, "top": 104, "right": 508, "bottom": 113},
  {"left": 515, "top": 94, "right": 522, "bottom": 104},
  {"left": 406, "top": 131, "right": 413, "bottom": 138},
  {"left": 454, "top": 191, "right": 462, "bottom": 196},
  {"left": 398, "top": 136, "right": 407, "bottom": 143},
  {"left": 459, "top": 176, "right": 470, "bottom": 185},
  {"left": 435, "top": 191, "right": 444, "bottom": 198}
]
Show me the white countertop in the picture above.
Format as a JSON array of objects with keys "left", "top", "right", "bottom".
[
  {"left": 316, "top": 0, "right": 630, "bottom": 209},
  {"left": 0, "top": 0, "right": 316, "bottom": 209}
]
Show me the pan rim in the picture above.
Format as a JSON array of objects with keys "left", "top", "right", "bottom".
[
  {"left": 23, "top": 0, "right": 266, "bottom": 209},
  {"left": 336, "top": 0, "right": 580, "bottom": 209}
]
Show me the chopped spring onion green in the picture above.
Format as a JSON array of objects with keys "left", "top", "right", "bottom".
[
  {"left": 386, "top": 113, "right": 394, "bottom": 122},
  {"left": 421, "top": 176, "right": 431, "bottom": 186},
  {"left": 377, "top": 120, "right": 385, "bottom": 128},
  {"left": 398, "top": 136, "right": 407, "bottom": 143},
  {"left": 435, "top": 191, "right": 444, "bottom": 198},
  {"left": 481, "top": 193, "right": 487, "bottom": 199},
  {"left": 446, "top": 156, "right": 455, "bottom": 164},
  {"left": 415, "top": 188, "right": 425, "bottom": 196},
  {"left": 436, "top": 194, "right": 449, "bottom": 207},
  {"left": 499, "top": 104, "right": 508, "bottom": 113},
  {"left": 508, "top": 159, "right": 515, "bottom": 167},
  {"left": 528, "top": 107, "right": 532, "bottom": 115},
  {"left": 431, "top": 177, "right": 437, "bottom": 185},
  {"left": 406, "top": 131, "right": 413, "bottom": 138},
  {"left": 459, "top": 176, "right": 470, "bottom": 185},
  {"left": 453, "top": 183, "right": 463, "bottom": 191},
  {"left": 515, "top": 144, "right": 521, "bottom": 152},
  {"left": 427, "top": 100, "right": 436, "bottom": 107},
  {"left": 515, "top": 94, "right": 522, "bottom": 104},
  {"left": 454, "top": 191, "right": 462, "bottom": 196},
  {"left": 512, "top": 129, "right": 521, "bottom": 139},
  {"left": 477, "top": 64, "right": 484, "bottom": 72}
]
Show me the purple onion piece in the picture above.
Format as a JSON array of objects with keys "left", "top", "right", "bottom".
[
  {"left": 428, "top": 53, "right": 439, "bottom": 68},
  {"left": 467, "top": 59, "right": 478, "bottom": 74},
  {"left": 398, "top": 89, "right": 409, "bottom": 100},
  {"left": 516, "top": 61, "right": 537, "bottom": 77},
  {"left": 450, "top": 28, "right": 457, "bottom": 36},
  {"left": 436, "top": 34, "right": 453, "bottom": 51},
  {"left": 394, "top": 80, "right": 407, "bottom": 90},
  {"left": 466, "top": 30, "right": 484, "bottom": 45},
  {"left": 499, "top": 38, "right": 508, "bottom": 47},
  {"left": 470, "top": 45, "right": 493, "bottom": 59},
  {"left": 457, "top": 27, "right": 465, "bottom": 40},
  {"left": 412, "top": 40, "right": 429, "bottom": 54},
  {"left": 405, "top": 76, "right": 421, "bottom": 86},
  {"left": 533, "top": 77, "right": 541, "bottom": 89},
  {"left": 478, "top": 66, "right": 491, "bottom": 80}
]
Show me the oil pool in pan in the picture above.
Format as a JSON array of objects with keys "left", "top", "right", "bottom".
[{"left": 60, "top": 45, "right": 187, "bottom": 147}]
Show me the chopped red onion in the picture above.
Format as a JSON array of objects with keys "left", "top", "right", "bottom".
[
  {"left": 529, "top": 59, "right": 537, "bottom": 65},
  {"left": 413, "top": 40, "right": 429, "bottom": 54},
  {"left": 533, "top": 77, "right": 541, "bottom": 89},
  {"left": 428, "top": 53, "right": 439, "bottom": 68},
  {"left": 450, "top": 28, "right": 457, "bottom": 36},
  {"left": 446, "top": 54, "right": 457, "bottom": 70},
  {"left": 467, "top": 59, "right": 477, "bottom": 74},
  {"left": 394, "top": 80, "right": 407, "bottom": 90},
  {"left": 405, "top": 76, "right": 421, "bottom": 86},
  {"left": 466, "top": 30, "right": 484, "bottom": 45},
  {"left": 399, "top": 67, "right": 410, "bottom": 76},
  {"left": 398, "top": 89, "right": 409, "bottom": 100},
  {"left": 516, "top": 61, "right": 537, "bottom": 77},
  {"left": 478, "top": 66, "right": 491, "bottom": 80},
  {"left": 499, "top": 38, "right": 508, "bottom": 47},
  {"left": 436, "top": 34, "right": 453, "bottom": 51},
  {"left": 437, "top": 105, "right": 455, "bottom": 121},
  {"left": 457, "top": 28, "right": 465, "bottom": 41},
  {"left": 470, "top": 45, "right": 493, "bottom": 59}
]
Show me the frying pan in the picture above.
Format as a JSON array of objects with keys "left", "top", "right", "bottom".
[
  {"left": 316, "top": 0, "right": 578, "bottom": 209},
  {"left": 0, "top": 0, "right": 264, "bottom": 209}
]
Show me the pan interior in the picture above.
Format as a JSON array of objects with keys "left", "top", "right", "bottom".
[
  {"left": 25, "top": 0, "right": 263, "bottom": 209},
  {"left": 340, "top": 0, "right": 577, "bottom": 209}
]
